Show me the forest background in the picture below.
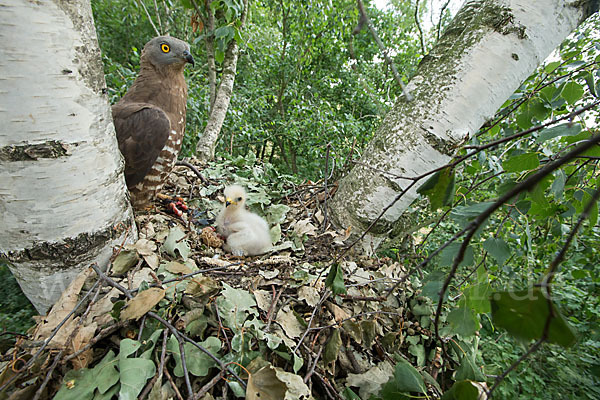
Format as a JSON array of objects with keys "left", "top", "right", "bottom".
[{"left": 1, "top": 0, "right": 599, "bottom": 399}]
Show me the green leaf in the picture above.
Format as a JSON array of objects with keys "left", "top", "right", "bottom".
[
  {"left": 323, "top": 328, "right": 342, "bottom": 373},
  {"left": 439, "top": 242, "right": 474, "bottom": 268},
  {"left": 325, "top": 263, "right": 347, "bottom": 295},
  {"left": 167, "top": 335, "right": 221, "bottom": 377},
  {"left": 544, "top": 61, "right": 560, "bottom": 74},
  {"left": 455, "top": 351, "right": 485, "bottom": 382},
  {"left": 583, "top": 71, "right": 597, "bottom": 97},
  {"left": 441, "top": 380, "right": 480, "bottom": 400},
  {"left": 54, "top": 351, "right": 120, "bottom": 400},
  {"left": 551, "top": 170, "right": 566, "bottom": 199},
  {"left": 342, "top": 387, "right": 362, "bottom": 400},
  {"left": 421, "top": 271, "right": 447, "bottom": 303},
  {"left": 94, "top": 351, "right": 119, "bottom": 394},
  {"left": 447, "top": 304, "right": 479, "bottom": 337},
  {"left": 464, "top": 267, "right": 492, "bottom": 314},
  {"left": 266, "top": 204, "right": 290, "bottom": 225},
  {"left": 161, "top": 226, "right": 190, "bottom": 261},
  {"left": 450, "top": 202, "right": 495, "bottom": 227},
  {"left": 561, "top": 81, "right": 584, "bottom": 104},
  {"left": 54, "top": 368, "right": 97, "bottom": 400},
  {"left": 216, "top": 282, "right": 258, "bottom": 329},
  {"left": 380, "top": 358, "right": 427, "bottom": 396},
  {"left": 537, "top": 123, "right": 582, "bottom": 143},
  {"left": 503, "top": 152, "right": 539, "bottom": 173},
  {"left": 118, "top": 339, "right": 156, "bottom": 400},
  {"left": 416, "top": 167, "right": 456, "bottom": 210},
  {"left": 483, "top": 237, "right": 510, "bottom": 266},
  {"left": 491, "top": 288, "right": 576, "bottom": 347}
]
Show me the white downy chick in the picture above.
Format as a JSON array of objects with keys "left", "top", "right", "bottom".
[{"left": 216, "top": 185, "right": 271, "bottom": 256}]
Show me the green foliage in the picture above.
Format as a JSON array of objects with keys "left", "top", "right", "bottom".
[
  {"left": 86, "top": 2, "right": 600, "bottom": 399},
  {"left": 407, "top": 13, "right": 600, "bottom": 398},
  {"left": 0, "top": 262, "right": 36, "bottom": 341}
]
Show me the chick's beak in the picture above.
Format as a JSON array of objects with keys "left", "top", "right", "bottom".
[
  {"left": 183, "top": 50, "right": 195, "bottom": 66},
  {"left": 225, "top": 198, "right": 236, "bottom": 207}
]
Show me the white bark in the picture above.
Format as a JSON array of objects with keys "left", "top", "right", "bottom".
[
  {"left": 195, "top": 40, "right": 241, "bottom": 161},
  {"left": 0, "top": 0, "right": 136, "bottom": 312},
  {"left": 329, "top": 0, "right": 597, "bottom": 251}
]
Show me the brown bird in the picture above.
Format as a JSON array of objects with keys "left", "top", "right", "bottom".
[
  {"left": 216, "top": 185, "right": 272, "bottom": 256},
  {"left": 112, "top": 36, "right": 194, "bottom": 208}
]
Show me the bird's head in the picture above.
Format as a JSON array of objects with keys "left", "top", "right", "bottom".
[
  {"left": 223, "top": 185, "right": 246, "bottom": 211},
  {"left": 142, "top": 36, "right": 195, "bottom": 69}
]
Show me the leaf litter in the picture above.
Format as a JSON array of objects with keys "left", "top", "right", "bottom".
[{"left": 1, "top": 156, "right": 449, "bottom": 400}]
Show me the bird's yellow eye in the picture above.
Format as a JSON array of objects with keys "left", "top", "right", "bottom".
[{"left": 161, "top": 43, "right": 170, "bottom": 53}]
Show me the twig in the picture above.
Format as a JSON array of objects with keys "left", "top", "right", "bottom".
[
  {"left": 164, "top": 362, "right": 184, "bottom": 400},
  {"left": 433, "top": 132, "right": 600, "bottom": 344},
  {"left": 194, "top": 370, "right": 225, "bottom": 400},
  {"left": 214, "top": 302, "right": 231, "bottom": 352},
  {"left": 265, "top": 285, "right": 284, "bottom": 332},
  {"left": 322, "top": 142, "right": 331, "bottom": 233},
  {"left": 90, "top": 264, "right": 247, "bottom": 390},
  {"left": 414, "top": 0, "right": 426, "bottom": 54},
  {"left": 293, "top": 290, "right": 330, "bottom": 354},
  {"left": 139, "top": 330, "right": 169, "bottom": 400},
  {"left": 436, "top": 0, "right": 451, "bottom": 40},
  {"left": 356, "top": 0, "right": 413, "bottom": 101},
  {"left": 176, "top": 160, "right": 209, "bottom": 185},
  {"left": 136, "top": 0, "right": 161, "bottom": 36},
  {"left": 303, "top": 344, "right": 324, "bottom": 383},
  {"left": 0, "top": 277, "right": 100, "bottom": 393}
]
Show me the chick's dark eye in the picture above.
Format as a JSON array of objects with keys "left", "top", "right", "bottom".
[
  {"left": 161, "top": 43, "right": 170, "bottom": 53},
  {"left": 237, "top": 197, "right": 242, "bottom": 202}
]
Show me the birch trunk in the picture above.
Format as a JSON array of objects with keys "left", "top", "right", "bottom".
[
  {"left": 0, "top": 0, "right": 136, "bottom": 313},
  {"left": 195, "top": 0, "right": 249, "bottom": 161},
  {"left": 329, "top": 0, "right": 598, "bottom": 252},
  {"left": 196, "top": 39, "right": 242, "bottom": 161}
]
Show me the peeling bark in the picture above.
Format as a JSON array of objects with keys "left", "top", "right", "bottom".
[
  {"left": 0, "top": 0, "right": 136, "bottom": 312},
  {"left": 329, "top": 0, "right": 599, "bottom": 252}
]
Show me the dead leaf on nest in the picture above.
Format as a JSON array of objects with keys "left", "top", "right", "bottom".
[
  {"left": 246, "top": 364, "right": 312, "bottom": 400},
  {"left": 33, "top": 267, "right": 94, "bottom": 343},
  {"left": 120, "top": 288, "right": 166, "bottom": 321},
  {"left": 252, "top": 290, "right": 272, "bottom": 313},
  {"left": 68, "top": 322, "right": 97, "bottom": 369},
  {"left": 326, "top": 302, "right": 351, "bottom": 324},
  {"left": 165, "top": 260, "right": 192, "bottom": 275},
  {"left": 298, "top": 286, "right": 320, "bottom": 307},
  {"left": 292, "top": 218, "right": 317, "bottom": 237},
  {"left": 275, "top": 306, "right": 304, "bottom": 339}
]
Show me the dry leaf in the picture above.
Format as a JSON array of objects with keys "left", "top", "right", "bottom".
[
  {"left": 68, "top": 322, "right": 97, "bottom": 369},
  {"left": 298, "top": 286, "right": 320, "bottom": 307},
  {"left": 275, "top": 306, "right": 304, "bottom": 339},
  {"left": 252, "top": 290, "right": 272, "bottom": 312},
  {"left": 120, "top": 288, "right": 166, "bottom": 321},
  {"left": 165, "top": 261, "right": 192, "bottom": 275},
  {"left": 292, "top": 218, "right": 317, "bottom": 237},
  {"left": 326, "top": 302, "right": 350, "bottom": 323},
  {"left": 33, "top": 267, "right": 94, "bottom": 342}
]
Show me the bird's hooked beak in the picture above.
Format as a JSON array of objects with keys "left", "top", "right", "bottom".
[
  {"left": 183, "top": 50, "right": 195, "bottom": 67},
  {"left": 225, "top": 198, "right": 237, "bottom": 207}
]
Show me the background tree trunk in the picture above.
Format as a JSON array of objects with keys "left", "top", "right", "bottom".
[
  {"left": 0, "top": 0, "right": 136, "bottom": 313},
  {"left": 195, "top": 0, "right": 249, "bottom": 162},
  {"left": 329, "top": 0, "right": 599, "bottom": 252}
]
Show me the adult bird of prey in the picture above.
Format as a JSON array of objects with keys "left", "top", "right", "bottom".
[{"left": 112, "top": 36, "right": 194, "bottom": 209}]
